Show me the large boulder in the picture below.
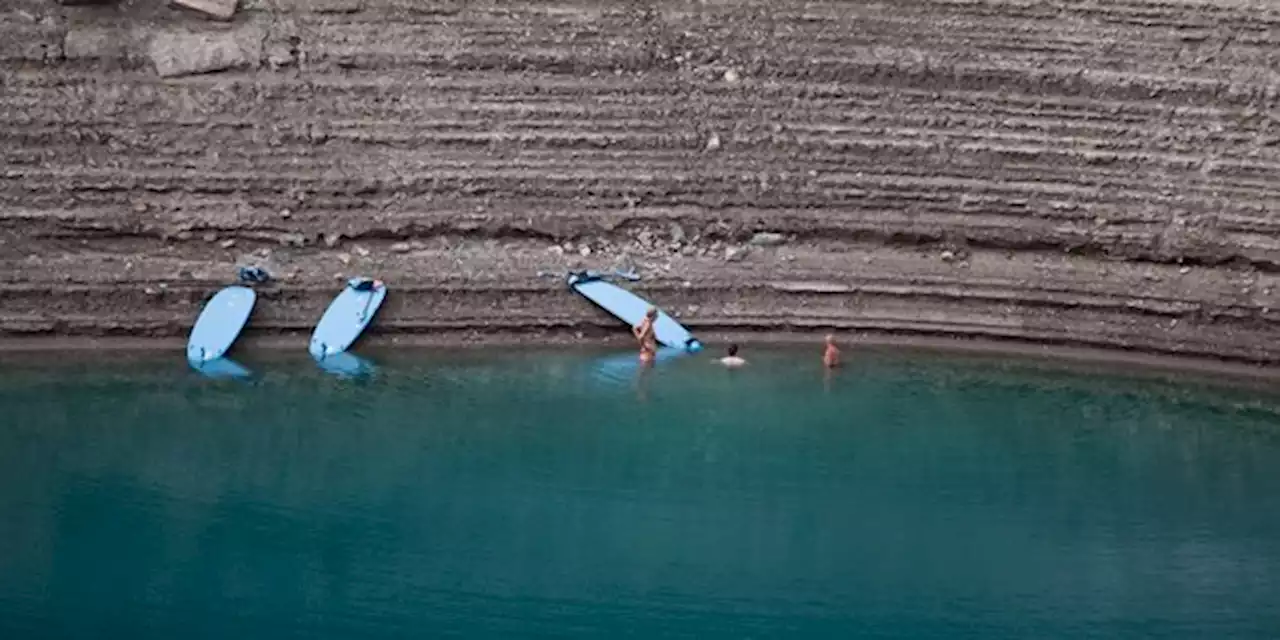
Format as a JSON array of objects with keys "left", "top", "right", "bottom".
[
  {"left": 149, "top": 25, "right": 262, "bottom": 77},
  {"left": 169, "top": 0, "right": 237, "bottom": 20}
]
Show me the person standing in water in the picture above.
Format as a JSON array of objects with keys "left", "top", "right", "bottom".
[
  {"left": 633, "top": 306, "right": 658, "bottom": 364},
  {"left": 823, "top": 334, "right": 841, "bottom": 368},
  {"left": 719, "top": 344, "right": 747, "bottom": 367}
]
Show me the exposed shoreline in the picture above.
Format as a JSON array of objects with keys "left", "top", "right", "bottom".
[
  {"left": 5, "top": 330, "right": 1279, "bottom": 388},
  {"left": 5, "top": 0, "right": 1280, "bottom": 374}
]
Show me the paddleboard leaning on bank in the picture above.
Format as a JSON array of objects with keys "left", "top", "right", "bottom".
[
  {"left": 309, "top": 277, "right": 388, "bottom": 359},
  {"left": 187, "top": 285, "right": 257, "bottom": 364},
  {"left": 567, "top": 270, "right": 702, "bottom": 352}
]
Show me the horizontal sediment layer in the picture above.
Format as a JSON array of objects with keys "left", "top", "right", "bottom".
[{"left": 3, "top": 0, "right": 1280, "bottom": 365}]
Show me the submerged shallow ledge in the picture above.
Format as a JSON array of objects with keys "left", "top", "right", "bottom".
[{"left": 2, "top": 331, "right": 1278, "bottom": 388}]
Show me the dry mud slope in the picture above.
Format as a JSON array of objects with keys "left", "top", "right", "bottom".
[{"left": 5, "top": 0, "right": 1280, "bottom": 363}]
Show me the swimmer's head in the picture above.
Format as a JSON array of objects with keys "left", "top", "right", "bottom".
[
  {"left": 727, "top": 344, "right": 739, "bottom": 356},
  {"left": 646, "top": 307, "right": 658, "bottom": 319},
  {"left": 825, "top": 334, "right": 835, "bottom": 345}
]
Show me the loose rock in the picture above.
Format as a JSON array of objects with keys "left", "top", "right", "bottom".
[
  {"left": 219, "top": 239, "right": 236, "bottom": 249},
  {"left": 669, "top": 223, "right": 687, "bottom": 244},
  {"left": 390, "top": 242, "right": 412, "bottom": 253},
  {"left": 723, "top": 68, "right": 740, "bottom": 83},
  {"left": 941, "top": 250, "right": 957, "bottom": 262},
  {"left": 64, "top": 28, "right": 127, "bottom": 61},
  {"left": 724, "top": 246, "right": 748, "bottom": 262},
  {"left": 749, "top": 232, "right": 787, "bottom": 247},
  {"left": 169, "top": 0, "right": 237, "bottom": 20},
  {"left": 705, "top": 133, "right": 721, "bottom": 152},
  {"left": 149, "top": 26, "right": 263, "bottom": 78},
  {"left": 323, "top": 233, "right": 342, "bottom": 248},
  {"left": 310, "top": 0, "right": 365, "bottom": 13},
  {"left": 266, "top": 45, "right": 295, "bottom": 70},
  {"left": 579, "top": 245, "right": 592, "bottom": 257},
  {"left": 279, "top": 208, "right": 292, "bottom": 219}
]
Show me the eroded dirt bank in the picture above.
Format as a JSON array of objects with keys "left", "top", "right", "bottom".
[{"left": 4, "top": 0, "right": 1280, "bottom": 364}]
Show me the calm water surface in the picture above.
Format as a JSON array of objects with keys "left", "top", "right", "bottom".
[{"left": 1, "top": 348, "right": 1279, "bottom": 639}]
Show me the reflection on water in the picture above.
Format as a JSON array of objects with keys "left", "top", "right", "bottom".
[
  {"left": 188, "top": 356, "right": 254, "bottom": 381},
  {"left": 312, "top": 352, "right": 377, "bottom": 380},
  {"left": 1, "top": 348, "right": 1279, "bottom": 639}
]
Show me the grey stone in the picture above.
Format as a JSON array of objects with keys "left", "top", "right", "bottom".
[
  {"left": 313, "top": 0, "right": 363, "bottom": 13},
  {"left": 749, "top": 232, "right": 787, "bottom": 247},
  {"left": 149, "top": 27, "right": 263, "bottom": 78},
  {"left": 169, "top": 0, "right": 237, "bottom": 20},
  {"left": 64, "top": 28, "right": 127, "bottom": 61},
  {"left": 265, "top": 44, "right": 294, "bottom": 69},
  {"left": 1, "top": 24, "right": 62, "bottom": 62},
  {"left": 669, "top": 223, "right": 687, "bottom": 244},
  {"left": 271, "top": 0, "right": 362, "bottom": 11},
  {"left": 390, "top": 242, "right": 412, "bottom": 253},
  {"left": 724, "top": 246, "right": 748, "bottom": 262}
]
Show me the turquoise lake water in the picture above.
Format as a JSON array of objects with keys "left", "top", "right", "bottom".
[{"left": 1, "top": 347, "right": 1279, "bottom": 638}]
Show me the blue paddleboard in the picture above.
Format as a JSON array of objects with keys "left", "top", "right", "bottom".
[
  {"left": 309, "top": 277, "right": 387, "bottom": 358},
  {"left": 187, "top": 286, "right": 256, "bottom": 363},
  {"left": 567, "top": 272, "right": 702, "bottom": 352}
]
